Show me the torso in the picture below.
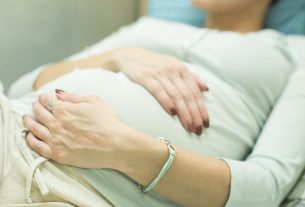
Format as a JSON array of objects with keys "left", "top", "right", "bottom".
[{"left": 8, "top": 17, "right": 294, "bottom": 206}]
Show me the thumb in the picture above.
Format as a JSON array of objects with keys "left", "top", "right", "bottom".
[{"left": 55, "top": 89, "right": 86, "bottom": 104}]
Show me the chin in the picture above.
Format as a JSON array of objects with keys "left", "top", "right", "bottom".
[
  {"left": 192, "top": 0, "right": 249, "bottom": 14},
  {"left": 192, "top": 0, "right": 207, "bottom": 9},
  {"left": 191, "top": 0, "right": 223, "bottom": 12}
]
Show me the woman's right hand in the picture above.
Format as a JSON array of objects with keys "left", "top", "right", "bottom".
[{"left": 112, "top": 48, "right": 209, "bottom": 135}]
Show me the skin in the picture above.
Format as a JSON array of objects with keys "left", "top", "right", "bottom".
[
  {"left": 34, "top": 48, "right": 209, "bottom": 135},
  {"left": 24, "top": 0, "right": 273, "bottom": 206},
  {"left": 193, "top": 0, "right": 272, "bottom": 32}
]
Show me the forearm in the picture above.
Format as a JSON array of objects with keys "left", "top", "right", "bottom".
[
  {"left": 34, "top": 51, "right": 120, "bottom": 90},
  {"left": 115, "top": 126, "right": 231, "bottom": 207}
]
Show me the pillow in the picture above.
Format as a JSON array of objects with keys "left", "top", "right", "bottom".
[
  {"left": 148, "top": 0, "right": 305, "bottom": 35},
  {"left": 147, "top": 0, "right": 205, "bottom": 27},
  {"left": 286, "top": 35, "right": 305, "bottom": 68},
  {"left": 265, "top": 0, "right": 305, "bottom": 35}
]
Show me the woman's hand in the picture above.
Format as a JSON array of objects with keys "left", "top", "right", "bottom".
[
  {"left": 115, "top": 48, "right": 210, "bottom": 135},
  {"left": 34, "top": 47, "right": 209, "bottom": 135},
  {"left": 23, "top": 91, "right": 128, "bottom": 168}
]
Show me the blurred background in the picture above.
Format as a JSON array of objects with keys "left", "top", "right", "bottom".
[{"left": 0, "top": 0, "right": 140, "bottom": 90}]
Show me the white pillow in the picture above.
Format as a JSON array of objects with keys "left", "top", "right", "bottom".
[{"left": 287, "top": 35, "right": 305, "bottom": 68}]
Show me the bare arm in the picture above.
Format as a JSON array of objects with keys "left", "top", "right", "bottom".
[
  {"left": 34, "top": 48, "right": 210, "bottom": 135},
  {"left": 117, "top": 126, "right": 231, "bottom": 207},
  {"left": 33, "top": 51, "right": 119, "bottom": 90},
  {"left": 24, "top": 92, "right": 230, "bottom": 207}
]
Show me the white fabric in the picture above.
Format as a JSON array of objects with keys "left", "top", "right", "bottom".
[
  {"left": 0, "top": 86, "right": 113, "bottom": 206},
  {"left": 5, "top": 17, "right": 305, "bottom": 206},
  {"left": 286, "top": 35, "right": 305, "bottom": 68},
  {"left": 8, "top": 66, "right": 45, "bottom": 99}
]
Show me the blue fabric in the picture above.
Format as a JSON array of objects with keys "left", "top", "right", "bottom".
[
  {"left": 265, "top": 0, "right": 305, "bottom": 35},
  {"left": 148, "top": 0, "right": 205, "bottom": 27},
  {"left": 148, "top": 0, "right": 305, "bottom": 35}
]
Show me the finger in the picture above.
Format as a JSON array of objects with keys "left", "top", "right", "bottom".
[
  {"left": 33, "top": 101, "right": 55, "bottom": 128},
  {"left": 39, "top": 94, "right": 57, "bottom": 112},
  {"left": 193, "top": 93, "right": 209, "bottom": 129},
  {"left": 183, "top": 72, "right": 210, "bottom": 129},
  {"left": 158, "top": 75, "right": 193, "bottom": 132},
  {"left": 142, "top": 78, "right": 176, "bottom": 115},
  {"left": 26, "top": 132, "right": 53, "bottom": 159},
  {"left": 55, "top": 91, "right": 88, "bottom": 104},
  {"left": 191, "top": 73, "right": 209, "bottom": 92},
  {"left": 23, "top": 115, "right": 52, "bottom": 143},
  {"left": 197, "top": 98, "right": 210, "bottom": 128},
  {"left": 170, "top": 76, "right": 203, "bottom": 134}
]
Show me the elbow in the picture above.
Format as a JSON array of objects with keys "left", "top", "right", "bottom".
[{"left": 225, "top": 159, "right": 291, "bottom": 207}]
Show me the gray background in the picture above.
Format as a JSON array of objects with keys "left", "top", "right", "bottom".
[{"left": 0, "top": 0, "right": 139, "bottom": 92}]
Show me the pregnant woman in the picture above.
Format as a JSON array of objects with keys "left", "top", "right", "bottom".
[{"left": 2, "top": 0, "right": 305, "bottom": 206}]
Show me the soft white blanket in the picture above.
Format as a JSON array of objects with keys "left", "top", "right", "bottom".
[{"left": 0, "top": 82, "right": 113, "bottom": 206}]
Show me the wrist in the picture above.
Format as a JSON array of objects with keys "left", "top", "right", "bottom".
[
  {"left": 91, "top": 50, "right": 124, "bottom": 72},
  {"left": 114, "top": 126, "right": 169, "bottom": 186},
  {"left": 109, "top": 49, "right": 127, "bottom": 71}
]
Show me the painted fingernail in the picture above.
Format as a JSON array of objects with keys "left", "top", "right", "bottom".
[
  {"left": 55, "top": 89, "right": 65, "bottom": 94},
  {"left": 206, "top": 87, "right": 209, "bottom": 91},
  {"left": 204, "top": 119, "right": 210, "bottom": 128},
  {"left": 170, "top": 108, "right": 177, "bottom": 115},
  {"left": 196, "top": 126, "right": 202, "bottom": 136}
]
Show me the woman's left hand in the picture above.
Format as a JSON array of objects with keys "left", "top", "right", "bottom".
[{"left": 23, "top": 90, "right": 127, "bottom": 168}]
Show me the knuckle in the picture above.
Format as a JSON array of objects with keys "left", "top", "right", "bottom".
[
  {"left": 150, "top": 84, "right": 164, "bottom": 95},
  {"left": 182, "top": 90, "right": 192, "bottom": 97},
  {"left": 136, "top": 75, "right": 148, "bottom": 85},
  {"left": 49, "top": 121, "right": 63, "bottom": 134},
  {"left": 35, "top": 111, "right": 43, "bottom": 121},
  {"left": 137, "top": 70, "right": 152, "bottom": 80},
  {"left": 142, "top": 69, "right": 153, "bottom": 77},
  {"left": 171, "top": 91, "right": 182, "bottom": 101},
  {"left": 180, "top": 64, "right": 188, "bottom": 72},
  {"left": 163, "top": 65, "right": 175, "bottom": 74},
  {"left": 53, "top": 151, "right": 66, "bottom": 163},
  {"left": 52, "top": 138, "right": 63, "bottom": 147},
  {"left": 30, "top": 125, "right": 38, "bottom": 134},
  {"left": 53, "top": 103, "right": 66, "bottom": 116}
]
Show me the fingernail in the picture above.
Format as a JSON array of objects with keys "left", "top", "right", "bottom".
[
  {"left": 204, "top": 119, "right": 210, "bottom": 128},
  {"left": 196, "top": 126, "right": 202, "bottom": 136},
  {"left": 22, "top": 115, "right": 26, "bottom": 120},
  {"left": 206, "top": 87, "right": 209, "bottom": 92},
  {"left": 55, "top": 89, "right": 65, "bottom": 94},
  {"left": 170, "top": 108, "right": 177, "bottom": 115}
]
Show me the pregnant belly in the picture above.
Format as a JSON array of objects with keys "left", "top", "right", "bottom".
[
  {"left": 10, "top": 67, "right": 260, "bottom": 207},
  {"left": 12, "top": 67, "right": 256, "bottom": 160}
]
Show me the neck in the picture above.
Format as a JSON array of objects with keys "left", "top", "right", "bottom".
[
  {"left": 205, "top": 14, "right": 264, "bottom": 33},
  {"left": 205, "top": 3, "right": 270, "bottom": 33}
]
